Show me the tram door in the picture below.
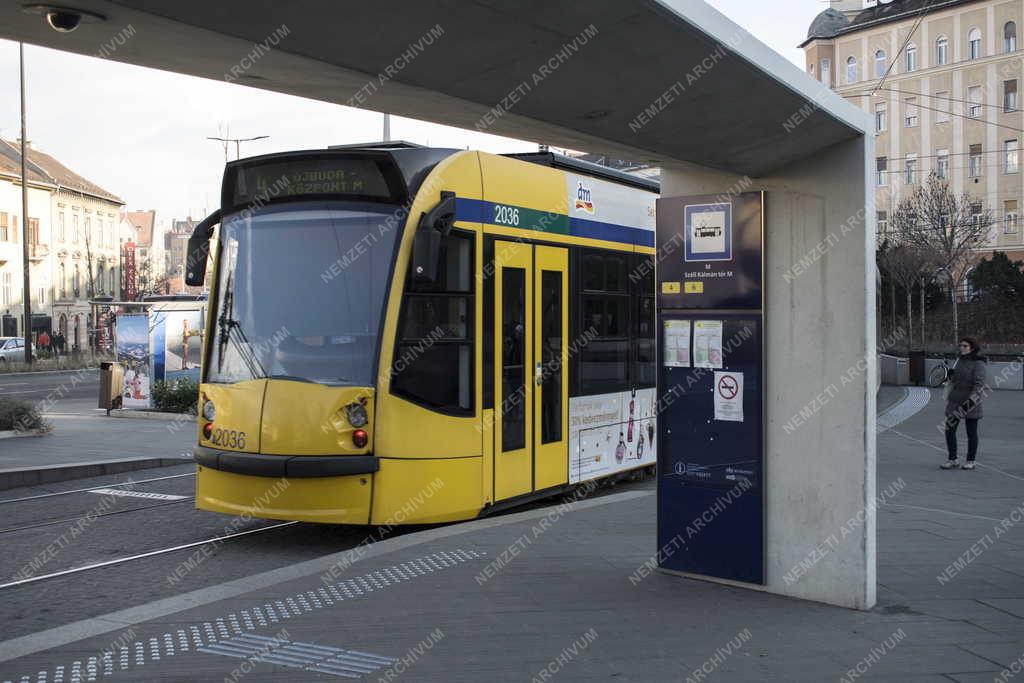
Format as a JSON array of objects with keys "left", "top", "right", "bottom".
[{"left": 493, "top": 241, "right": 569, "bottom": 501}]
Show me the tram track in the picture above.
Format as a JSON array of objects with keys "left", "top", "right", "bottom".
[
  {"left": 0, "top": 497, "right": 193, "bottom": 535},
  {"left": 0, "top": 521, "right": 299, "bottom": 591},
  {"left": 0, "top": 471, "right": 196, "bottom": 505}
]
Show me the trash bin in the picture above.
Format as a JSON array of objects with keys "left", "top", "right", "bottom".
[
  {"left": 908, "top": 351, "right": 926, "bottom": 385},
  {"left": 99, "top": 361, "right": 125, "bottom": 411}
]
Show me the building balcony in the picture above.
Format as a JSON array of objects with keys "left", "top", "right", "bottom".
[{"left": 28, "top": 243, "right": 50, "bottom": 261}]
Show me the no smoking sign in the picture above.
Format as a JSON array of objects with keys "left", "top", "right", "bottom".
[{"left": 714, "top": 371, "right": 744, "bottom": 422}]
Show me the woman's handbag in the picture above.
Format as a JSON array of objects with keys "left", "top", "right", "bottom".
[{"left": 942, "top": 359, "right": 958, "bottom": 400}]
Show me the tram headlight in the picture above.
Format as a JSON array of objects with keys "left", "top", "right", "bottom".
[
  {"left": 345, "top": 402, "right": 368, "bottom": 428},
  {"left": 202, "top": 400, "right": 216, "bottom": 422}
]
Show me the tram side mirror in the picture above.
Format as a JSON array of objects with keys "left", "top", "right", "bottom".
[
  {"left": 185, "top": 209, "right": 222, "bottom": 287},
  {"left": 411, "top": 192, "right": 456, "bottom": 284}
]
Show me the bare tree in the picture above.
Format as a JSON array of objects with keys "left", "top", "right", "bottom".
[
  {"left": 893, "top": 172, "right": 990, "bottom": 344},
  {"left": 877, "top": 242, "right": 930, "bottom": 350}
]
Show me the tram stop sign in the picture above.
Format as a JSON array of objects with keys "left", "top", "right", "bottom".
[{"left": 655, "top": 192, "right": 765, "bottom": 586}]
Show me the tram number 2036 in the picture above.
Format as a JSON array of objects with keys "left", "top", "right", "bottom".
[
  {"left": 493, "top": 204, "right": 520, "bottom": 227},
  {"left": 210, "top": 428, "right": 247, "bottom": 449}
]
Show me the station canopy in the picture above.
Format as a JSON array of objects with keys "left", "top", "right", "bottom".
[{"left": 0, "top": 0, "right": 867, "bottom": 176}]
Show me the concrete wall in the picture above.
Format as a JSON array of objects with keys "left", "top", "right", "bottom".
[{"left": 661, "top": 134, "right": 876, "bottom": 610}]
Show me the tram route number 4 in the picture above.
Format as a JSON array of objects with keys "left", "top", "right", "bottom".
[{"left": 713, "top": 371, "right": 743, "bottom": 423}]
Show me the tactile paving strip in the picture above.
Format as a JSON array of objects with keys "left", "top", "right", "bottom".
[{"left": 4, "top": 549, "right": 482, "bottom": 683}]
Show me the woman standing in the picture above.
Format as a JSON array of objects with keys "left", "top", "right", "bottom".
[{"left": 941, "top": 337, "right": 988, "bottom": 470}]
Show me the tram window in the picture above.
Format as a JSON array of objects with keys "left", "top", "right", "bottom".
[
  {"left": 577, "top": 248, "right": 631, "bottom": 395},
  {"left": 400, "top": 296, "right": 468, "bottom": 341},
  {"left": 635, "top": 296, "right": 656, "bottom": 387},
  {"left": 502, "top": 267, "right": 526, "bottom": 451},
  {"left": 540, "top": 270, "right": 562, "bottom": 444},
  {"left": 392, "top": 231, "right": 474, "bottom": 413}
]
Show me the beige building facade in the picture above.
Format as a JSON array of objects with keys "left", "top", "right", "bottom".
[
  {"left": 803, "top": 0, "right": 1024, "bottom": 264},
  {"left": 0, "top": 140, "right": 124, "bottom": 347}
]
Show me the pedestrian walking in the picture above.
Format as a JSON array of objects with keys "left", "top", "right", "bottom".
[
  {"left": 38, "top": 330, "right": 50, "bottom": 354},
  {"left": 941, "top": 337, "right": 988, "bottom": 471},
  {"left": 55, "top": 332, "right": 65, "bottom": 356}
]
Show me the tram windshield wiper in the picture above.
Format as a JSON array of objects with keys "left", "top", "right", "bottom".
[{"left": 216, "top": 271, "right": 267, "bottom": 379}]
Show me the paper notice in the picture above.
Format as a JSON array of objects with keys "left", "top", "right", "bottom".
[
  {"left": 693, "top": 320, "right": 724, "bottom": 369},
  {"left": 714, "top": 371, "right": 744, "bottom": 422},
  {"left": 663, "top": 320, "right": 691, "bottom": 367}
]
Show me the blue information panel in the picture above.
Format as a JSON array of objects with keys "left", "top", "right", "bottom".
[{"left": 655, "top": 192, "right": 765, "bottom": 586}]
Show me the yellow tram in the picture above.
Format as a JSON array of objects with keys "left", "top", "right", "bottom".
[{"left": 186, "top": 144, "right": 659, "bottom": 524}]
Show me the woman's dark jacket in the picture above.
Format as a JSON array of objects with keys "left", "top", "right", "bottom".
[{"left": 945, "top": 354, "right": 987, "bottom": 419}]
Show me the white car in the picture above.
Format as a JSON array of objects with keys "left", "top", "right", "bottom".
[{"left": 0, "top": 337, "right": 37, "bottom": 363}]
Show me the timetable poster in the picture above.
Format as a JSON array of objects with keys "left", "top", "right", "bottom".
[{"left": 663, "top": 320, "right": 691, "bottom": 367}]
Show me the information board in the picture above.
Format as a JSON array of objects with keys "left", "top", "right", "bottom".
[{"left": 656, "top": 191, "right": 765, "bottom": 586}]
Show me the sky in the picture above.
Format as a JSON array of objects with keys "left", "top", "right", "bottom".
[{"left": 0, "top": 1, "right": 819, "bottom": 222}]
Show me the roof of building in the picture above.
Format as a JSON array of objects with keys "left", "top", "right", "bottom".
[
  {"left": 805, "top": 8, "right": 851, "bottom": 43},
  {"left": 126, "top": 210, "right": 156, "bottom": 246},
  {"left": 0, "top": 139, "right": 124, "bottom": 204},
  {"left": 846, "top": 0, "right": 975, "bottom": 31},
  {"left": 0, "top": 146, "right": 52, "bottom": 185},
  {"left": 801, "top": 0, "right": 980, "bottom": 46}
]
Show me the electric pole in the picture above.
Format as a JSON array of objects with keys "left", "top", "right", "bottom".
[
  {"left": 207, "top": 134, "right": 269, "bottom": 161},
  {"left": 20, "top": 43, "right": 31, "bottom": 365}
]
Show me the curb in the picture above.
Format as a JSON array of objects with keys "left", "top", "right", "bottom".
[
  {"left": 0, "top": 367, "right": 100, "bottom": 377},
  {"left": 0, "top": 457, "right": 194, "bottom": 492},
  {"left": 0, "top": 431, "right": 47, "bottom": 441},
  {"left": 108, "top": 409, "right": 196, "bottom": 422}
]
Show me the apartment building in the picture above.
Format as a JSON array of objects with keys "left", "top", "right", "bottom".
[
  {"left": 802, "top": 0, "right": 1024, "bottom": 263},
  {"left": 0, "top": 140, "right": 124, "bottom": 345}
]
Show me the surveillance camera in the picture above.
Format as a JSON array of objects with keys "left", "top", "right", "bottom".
[{"left": 45, "top": 10, "right": 82, "bottom": 33}]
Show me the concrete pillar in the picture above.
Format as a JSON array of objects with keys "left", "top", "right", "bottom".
[{"left": 660, "top": 134, "right": 877, "bottom": 610}]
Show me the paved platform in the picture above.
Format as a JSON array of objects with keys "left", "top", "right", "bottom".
[{"left": 0, "top": 386, "right": 1021, "bottom": 681}]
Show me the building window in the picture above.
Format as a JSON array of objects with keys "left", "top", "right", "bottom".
[
  {"left": 971, "top": 203, "right": 984, "bottom": 230},
  {"left": 969, "top": 144, "right": 983, "bottom": 177},
  {"left": 905, "top": 97, "right": 918, "bottom": 127},
  {"left": 59, "top": 263, "right": 66, "bottom": 299},
  {"left": 935, "top": 91, "right": 951, "bottom": 122},
  {"left": 969, "top": 28, "right": 982, "bottom": 59},
  {"left": 876, "top": 157, "right": 888, "bottom": 186},
  {"left": 0, "top": 213, "right": 7, "bottom": 242},
  {"left": 821, "top": 58, "right": 831, "bottom": 87},
  {"left": 72, "top": 214, "right": 79, "bottom": 244},
  {"left": 38, "top": 287, "right": 45, "bottom": 306},
  {"left": 936, "top": 36, "right": 949, "bottom": 65},
  {"left": 877, "top": 211, "right": 889, "bottom": 237},
  {"left": 874, "top": 49, "right": 886, "bottom": 78},
  {"left": 905, "top": 43, "right": 917, "bottom": 72},
  {"left": 1005, "top": 139, "right": 1019, "bottom": 173},
  {"left": 937, "top": 149, "right": 950, "bottom": 180},
  {"left": 1006, "top": 21, "right": 1017, "bottom": 53},
  {"left": 1005, "top": 200, "right": 1020, "bottom": 233},
  {"left": 905, "top": 154, "right": 918, "bottom": 184},
  {"left": 391, "top": 231, "right": 474, "bottom": 413},
  {"left": 84, "top": 217, "right": 91, "bottom": 246},
  {"left": 108, "top": 268, "right": 115, "bottom": 294},
  {"left": 875, "top": 102, "right": 887, "bottom": 132},
  {"left": 808, "top": 62, "right": 815, "bottom": 76},
  {"left": 73, "top": 265, "right": 80, "bottom": 298},
  {"left": 846, "top": 56, "right": 857, "bottom": 84},
  {"left": 96, "top": 265, "right": 104, "bottom": 295},
  {"left": 968, "top": 86, "right": 982, "bottom": 117},
  {"left": 57, "top": 212, "right": 65, "bottom": 242},
  {"left": 2, "top": 273, "right": 10, "bottom": 306},
  {"left": 1005, "top": 80, "right": 1018, "bottom": 112}
]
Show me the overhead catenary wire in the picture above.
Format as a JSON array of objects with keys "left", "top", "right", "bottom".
[
  {"left": 871, "top": 0, "right": 938, "bottom": 95},
  {"left": 843, "top": 90, "right": 1024, "bottom": 135}
]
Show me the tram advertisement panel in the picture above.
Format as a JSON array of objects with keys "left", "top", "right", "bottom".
[
  {"left": 115, "top": 313, "right": 151, "bottom": 409},
  {"left": 569, "top": 388, "right": 657, "bottom": 484}
]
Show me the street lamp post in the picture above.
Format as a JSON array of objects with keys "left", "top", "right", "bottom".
[
  {"left": 206, "top": 135, "right": 269, "bottom": 161},
  {"left": 19, "top": 43, "right": 31, "bottom": 365}
]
